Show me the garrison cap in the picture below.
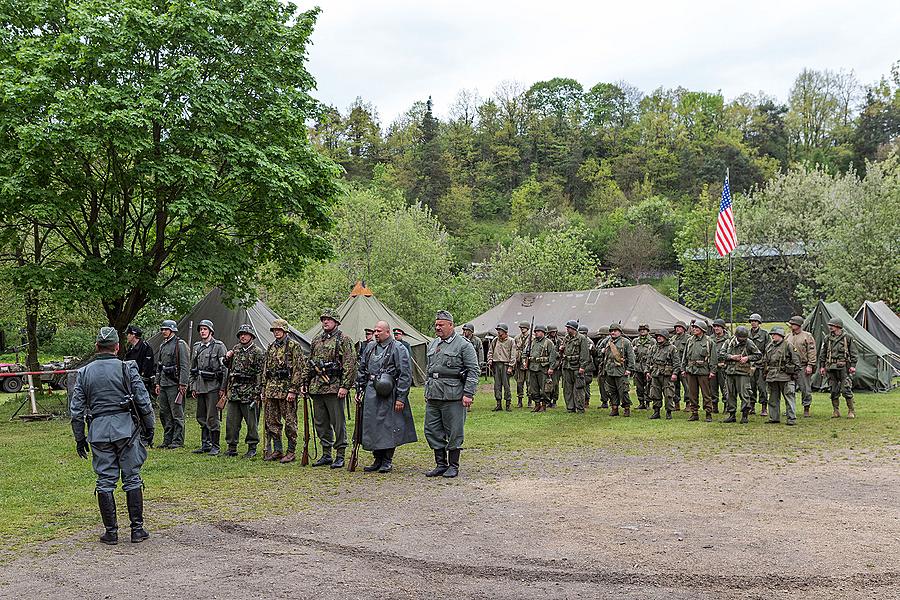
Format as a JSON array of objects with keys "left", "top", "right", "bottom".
[
  {"left": 827, "top": 317, "right": 843, "bottom": 328},
  {"left": 198, "top": 319, "right": 215, "bottom": 333},
  {"left": 320, "top": 308, "right": 341, "bottom": 324},
  {"left": 125, "top": 324, "right": 143, "bottom": 337},
  {"left": 565, "top": 320, "right": 579, "bottom": 330},
  {"left": 435, "top": 310, "right": 454, "bottom": 322},
  {"left": 269, "top": 318, "right": 289, "bottom": 332},
  {"left": 462, "top": 323, "right": 474, "bottom": 332},
  {"left": 609, "top": 323, "right": 621, "bottom": 332},
  {"left": 495, "top": 323, "right": 509, "bottom": 332},
  {"left": 692, "top": 321, "right": 708, "bottom": 333},
  {"left": 788, "top": 316, "right": 804, "bottom": 327},
  {"left": 236, "top": 324, "right": 256, "bottom": 339},
  {"left": 96, "top": 326, "right": 120, "bottom": 345},
  {"left": 534, "top": 324, "right": 547, "bottom": 333},
  {"left": 749, "top": 313, "right": 763, "bottom": 323},
  {"left": 770, "top": 326, "right": 786, "bottom": 338},
  {"left": 518, "top": 321, "right": 530, "bottom": 329},
  {"left": 160, "top": 319, "right": 178, "bottom": 333},
  {"left": 638, "top": 323, "right": 650, "bottom": 331},
  {"left": 712, "top": 318, "right": 726, "bottom": 328},
  {"left": 735, "top": 326, "right": 749, "bottom": 339},
  {"left": 547, "top": 325, "right": 558, "bottom": 333},
  {"left": 674, "top": 320, "right": 687, "bottom": 330}
]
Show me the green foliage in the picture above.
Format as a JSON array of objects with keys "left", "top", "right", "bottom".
[{"left": 46, "top": 326, "right": 95, "bottom": 357}]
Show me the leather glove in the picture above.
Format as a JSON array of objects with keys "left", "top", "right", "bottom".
[
  {"left": 142, "top": 428, "right": 155, "bottom": 448},
  {"left": 76, "top": 438, "right": 90, "bottom": 459}
]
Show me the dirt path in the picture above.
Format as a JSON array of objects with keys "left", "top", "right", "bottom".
[{"left": 1, "top": 448, "right": 897, "bottom": 599}]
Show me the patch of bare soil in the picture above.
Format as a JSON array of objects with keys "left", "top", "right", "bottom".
[{"left": 0, "top": 449, "right": 897, "bottom": 600}]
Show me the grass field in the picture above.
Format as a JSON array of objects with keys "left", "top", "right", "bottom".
[{"left": 1, "top": 381, "right": 897, "bottom": 558}]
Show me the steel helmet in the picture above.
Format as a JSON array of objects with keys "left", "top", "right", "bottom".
[
  {"left": 197, "top": 319, "right": 215, "bottom": 334},
  {"left": 160, "top": 319, "right": 178, "bottom": 333}
]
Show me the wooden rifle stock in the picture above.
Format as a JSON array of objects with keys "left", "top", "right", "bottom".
[
  {"left": 301, "top": 393, "right": 310, "bottom": 466},
  {"left": 348, "top": 385, "right": 363, "bottom": 472}
]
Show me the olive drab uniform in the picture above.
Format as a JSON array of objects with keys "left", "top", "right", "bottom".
[
  {"left": 301, "top": 329, "right": 358, "bottom": 461},
  {"left": 261, "top": 337, "right": 303, "bottom": 456},
  {"left": 560, "top": 331, "right": 591, "bottom": 413},
  {"left": 156, "top": 335, "right": 190, "bottom": 448},
  {"left": 547, "top": 332, "right": 563, "bottom": 406},
  {"left": 487, "top": 335, "right": 515, "bottom": 410},
  {"left": 594, "top": 335, "right": 610, "bottom": 407},
  {"left": 632, "top": 334, "right": 654, "bottom": 408},
  {"left": 680, "top": 332, "right": 717, "bottom": 419},
  {"left": 722, "top": 337, "right": 761, "bottom": 418},
  {"left": 760, "top": 336, "right": 801, "bottom": 424},
  {"left": 786, "top": 328, "right": 817, "bottom": 410},
  {"left": 583, "top": 335, "right": 596, "bottom": 407},
  {"left": 748, "top": 326, "right": 770, "bottom": 412},
  {"left": 710, "top": 332, "right": 729, "bottom": 412},
  {"left": 223, "top": 341, "right": 265, "bottom": 454},
  {"left": 671, "top": 330, "right": 689, "bottom": 409},
  {"left": 189, "top": 337, "right": 229, "bottom": 454},
  {"left": 513, "top": 328, "right": 531, "bottom": 406},
  {"left": 648, "top": 338, "right": 679, "bottom": 415},
  {"left": 602, "top": 336, "right": 636, "bottom": 414},
  {"left": 525, "top": 335, "right": 557, "bottom": 409},
  {"left": 818, "top": 331, "right": 857, "bottom": 413}
]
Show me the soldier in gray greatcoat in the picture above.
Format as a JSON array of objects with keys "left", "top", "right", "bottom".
[
  {"left": 70, "top": 327, "right": 155, "bottom": 545},
  {"left": 424, "top": 310, "right": 479, "bottom": 478},
  {"left": 189, "top": 319, "right": 228, "bottom": 456},
  {"left": 155, "top": 319, "right": 190, "bottom": 449},
  {"left": 356, "top": 321, "right": 417, "bottom": 473}
]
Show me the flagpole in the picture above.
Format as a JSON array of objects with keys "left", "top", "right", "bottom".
[{"left": 727, "top": 167, "right": 734, "bottom": 335}]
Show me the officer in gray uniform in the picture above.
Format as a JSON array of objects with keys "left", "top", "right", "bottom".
[
  {"left": 424, "top": 310, "right": 479, "bottom": 478},
  {"left": 155, "top": 319, "right": 190, "bottom": 448},
  {"left": 70, "top": 327, "right": 155, "bottom": 545},
  {"left": 189, "top": 319, "right": 228, "bottom": 456}
]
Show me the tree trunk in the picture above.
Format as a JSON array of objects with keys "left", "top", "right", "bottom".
[{"left": 24, "top": 288, "right": 40, "bottom": 373}]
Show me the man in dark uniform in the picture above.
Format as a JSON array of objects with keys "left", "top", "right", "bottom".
[
  {"left": 124, "top": 325, "right": 155, "bottom": 400},
  {"left": 392, "top": 327, "right": 413, "bottom": 359},
  {"left": 358, "top": 328, "right": 375, "bottom": 357},
  {"left": 356, "top": 321, "right": 417, "bottom": 473},
  {"left": 70, "top": 327, "right": 155, "bottom": 545},
  {"left": 424, "top": 310, "right": 479, "bottom": 478}
]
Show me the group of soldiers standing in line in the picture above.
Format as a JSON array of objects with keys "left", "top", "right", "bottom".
[{"left": 480, "top": 313, "right": 859, "bottom": 426}]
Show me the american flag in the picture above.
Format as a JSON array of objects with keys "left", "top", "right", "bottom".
[{"left": 714, "top": 171, "right": 737, "bottom": 256}]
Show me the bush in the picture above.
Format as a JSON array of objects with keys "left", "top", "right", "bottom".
[{"left": 47, "top": 327, "right": 96, "bottom": 358}]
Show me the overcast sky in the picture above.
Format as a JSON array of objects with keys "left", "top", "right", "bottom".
[{"left": 300, "top": 1, "right": 898, "bottom": 125}]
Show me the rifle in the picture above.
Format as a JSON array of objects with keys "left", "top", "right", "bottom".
[
  {"left": 300, "top": 392, "right": 311, "bottom": 466},
  {"left": 348, "top": 382, "right": 364, "bottom": 472},
  {"left": 523, "top": 316, "right": 535, "bottom": 369}
]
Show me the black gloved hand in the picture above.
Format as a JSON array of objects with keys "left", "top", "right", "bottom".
[
  {"left": 76, "top": 439, "right": 90, "bottom": 459},
  {"left": 142, "top": 428, "right": 155, "bottom": 448}
]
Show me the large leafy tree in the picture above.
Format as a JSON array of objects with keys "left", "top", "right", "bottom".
[{"left": 0, "top": 0, "right": 340, "bottom": 336}]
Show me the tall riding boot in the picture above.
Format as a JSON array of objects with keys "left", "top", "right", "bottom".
[
  {"left": 208, "top": 430, "right": 220, "bottom": 456},
  {"left": 425, "top": 449, "right": 449, "bottom": 477},
  {"left": 760, "top": 403, "right": 768, "bottom": 417},
  {"left": 192, "top": 426, "right": 210, "bottom": 453},
  {"left": 493, "top": 399, "right": 503, "bottom": 412},
  {"left": 364, "top": 449, "right": 384, "bottom": 472},
  {"left": 126, "top": 488, "right": 150, "bottom": 543},
  {"left": 722, "top": 411, "right": 736, "bottom": 423},
  {"left": 443, "top": 449, "right": 460, "bottom": 478},
  {"left": 97, "top": 491, "right": 118, "bottom": 545},
  {"left": 378, "top": 448, "right": 395, "bottom": 473}
]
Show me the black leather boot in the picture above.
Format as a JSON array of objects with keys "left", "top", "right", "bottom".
[
  {"left": 97, "top": 491, "right": 118, "bottom": 545},
  {"left": 242, "top": 445, "right": 256, "bottom": 459},
  {"left": 207, "top": 430, "right": 220, "bottom": 456},
  {"left": 740, "top": 408, "right": 750, "bottom": 424},
  {"left": 425, "top": 449, "right": 448, "bottom": 477},
  {"left": 330, "top": 452, "right": 345, "bottom": 469},
  {"left": 722, "top": 411, "right": 736, "bottom": 423},
  {"left": 312, "top": 452, "right": 333, "bottom": 467},
  {"left": 378, "top": 448, "right": 395, "bottom": 473},
  {"left": 192, "top": 427, "right": 210, "bottom": 453},
  {"left": 443, "top": 449, "right": 460, "bottom": 478},
  {"left": 364, "top": 449, "right": 384, "bottom": 472},
  {"left": 126, "top": 488, "right": 149, "bottom": 543},
  {"left": 649, "top": 408, "right": 661, "bottom": 419}
]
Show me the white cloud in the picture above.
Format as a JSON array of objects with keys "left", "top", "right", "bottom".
[{"left": 301, "top": 0, "right": 899, "bottom": 124}]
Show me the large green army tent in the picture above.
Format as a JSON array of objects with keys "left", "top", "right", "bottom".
[
  {"left": 854, "top": 301, "right": 900, "bottom": 369},
  {"left": 304, "top": 282, "right": 429, "bottom": 385},
  {"left": 147, "top": 288, "right": 311, "bottom": 354},
  {"left": 803, "top": 300, "right": 896, "bottom": 392},
  {"left": 466, "top": 285, "right": 708, "bottom": 338}
]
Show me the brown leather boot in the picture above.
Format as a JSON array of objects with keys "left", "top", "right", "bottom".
[
  {"left": 705, "top": 411, "right": 712, "bottom": 422},
  {"left": 609, "top": 405, "right": 619, "bottom": 417},
  {"left": 832, "top": 409, "right": 840, "bottom": 418},
  {"left": 263, "top": 450, "right": 274, "bottom": 461},
  {"left": 847, "top": 410, "right": 856, "bottom": 419},
  {"left": 803, "top": 406, "right": 810, "bottom": 417},
  {"left": 270, "top": 450, "right": 284, "bottom": 461},
  {"left": 279, "top": 452, "right": 296, "bottom": 463},
  {"left": 623, "top": 406, "right": 631, "bottom": 417},
  {"left": 530, "top": 401, "right": 541, "bottom": 413},
  {"left": 674, "top": 400, "right": 680, "bottom": 411}
]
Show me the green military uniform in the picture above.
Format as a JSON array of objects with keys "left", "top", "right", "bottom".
[
  {"left": 513, "top": 322, "right": 531, "bottom": 407},
  {"left": 680, "top": 322, "right": 717, "bottom": 421},
  {"left": 708, "top": 320, "right": 728, "bottom": 414},
  {"left": 647, "top": 331, "right": 679, "bottom": 419},
  {"left": 786, "top": 316, "right": 817, "bottom": 415},
  {"left": 424, "top": 311, "right": 479, "bottom": 478},
  {"left": 487, "top": 324, "right": 515, "bottom": 411},
  {"left": 671, "top": 322, "right": 689, "bottom": 410},
  {"left": 525, "top": 325, "right": 557, "bottom": 411},
  {"left": 595, "top": 335, "right": 610, "bottom": 408},
  {"left": 261, "top": 320, "right": 303, "bottom": 461},
  {"left": 721, "top": 327, "right": 761, "bottom": 423},
  {"left": 817, "top": 319, "right": 858, "bottom": 417},
  {"left": 301, "top": 309, "right": 358, "bottom": 467},
  {"left": 760, "top": 327, "right": 801, "bottom": 425},
  {"left": 632, "top": 326, "right": 654, "bottom": 409},
  {"left": 546, "top": 327, "right": 563, "bottom": 407},
  {"left": 155, "top": 320, "right": 190, "bottom": 449},
  {"left": 602, "top": 325, "right": 636, "bottom": 416},
  {"left": 189, "top": 320, "right": 228, "bottom": 456},
  {"left": 747, "top": 317, "right": 770, "bottom": 414},
  {"left": 223, "top": 325, "right": 265, "bottom": 457},
  {"left": 578, "top": 326, "right": 595, "bottom": 407},
  {"left": 560, "top": 321, "right": 591, "bottom": 413}
]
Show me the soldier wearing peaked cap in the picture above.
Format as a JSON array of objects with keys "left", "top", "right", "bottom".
[
  {"left": 222, "top": 324, "right": 265, "bottom": 458},
  {"left": 392, "top": 327, "right": 413, "bottom": 360},
  {"left": 124, "top": 325, "right": 155, "bottom": 400},
  {"left": 423, "top": 310, "right": 479, "bottom": 478},
  {"left": 189, "top": 319, "right": 229, "bottom": 456},
  {"left": 70, "top": 327, "right": 155, "bottom": 545},
  {"left": 487, "top": 323, "right": 515, "bottom": 411},
  {"left": 155, "top": 319, "right": 190, "bottom": 449}
]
